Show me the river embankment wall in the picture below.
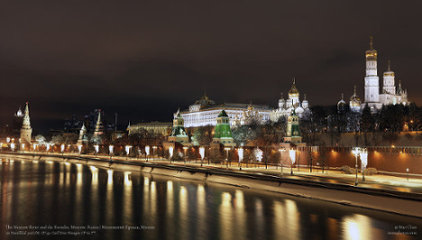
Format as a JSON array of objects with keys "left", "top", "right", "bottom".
[{"left": 1, "top": 152, "right": 421, "bottom": 218}]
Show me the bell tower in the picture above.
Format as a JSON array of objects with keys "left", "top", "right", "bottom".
[{"left": 364, "top": 36, "right": 380, "bottom": 105}]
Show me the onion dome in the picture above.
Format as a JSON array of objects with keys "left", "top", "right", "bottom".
[
  {"left": 288, "top": 78, "right": 299, "bottom": 95},
  {"left": 365, "top": 36, "right": 377, "bottom": 61},
  {"left": 337, "top": 93, "right": 346, "bottom": 113},
  {"left": 349, "top": 86, "right": 361, "bottom": 112},
  {"left": 302, "top": 93, "right": 309, "bottom": 108}
]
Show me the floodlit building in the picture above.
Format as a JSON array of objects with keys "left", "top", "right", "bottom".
[
  {"left": 212, "top": 110, "right": 235, "bottom": 147},
  {"left": 180, "top": 94, "right": 272, "bottom": 128},
  {"left": 270, "top": 78, "right": 311, "bottom": 121},
  {"left": 363, "top": 37, "right": 409, "bottom": 111},
  {"left": 20, "top": 102, "right": 32, "bottom": 144}
]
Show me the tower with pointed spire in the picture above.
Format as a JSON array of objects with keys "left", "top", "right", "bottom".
[
  {"left": 77, "top": 123, "right": 88, "bottom": 145},
  {"left": 93, "top": 110, "right": 104, "bottom": 137},
  {"left": 364, "top": 36, "right": 381, "bottom": 109},
  {"left": 20, "top": 102, "right": 32, "bottom": 144},
  {"left": 361, "top": 37, "right": 409, "bottom": 110}
]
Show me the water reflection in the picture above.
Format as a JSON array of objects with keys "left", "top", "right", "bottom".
[
  {"left": 343, "top": 214, "right": 372, "bottom": 240},
  {"left": 220, "top": 192, "right": 233, "bottom": 240},
  {"left": 0, "top": 159, "right": 421, "bottom": 240}
]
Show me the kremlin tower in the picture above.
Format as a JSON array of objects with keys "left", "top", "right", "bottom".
[{"left": 20, "top": 102, "right": 32, "bottom": 144}]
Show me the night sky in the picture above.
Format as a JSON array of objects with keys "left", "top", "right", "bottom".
[{"left": 1, "top": 1, "right": 422, "bottom": 131}]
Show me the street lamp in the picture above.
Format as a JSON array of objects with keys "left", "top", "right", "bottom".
[
  {"left": 125, "top": 145, "right": 132, "bottom": 157},
  {"left": 152, "top": 146, "right": 157, "bottom": 157},
  {"left": 289, "top": 149, "right": 296, "bottom": 175},
  {"left": 183, "top": 146, "right": 188, "bottom": 164},
  {"left": 145, "top": 145, "right": 150, "bottom": 162},
  {"left": 352, "top": 147, "right": 360, "bottom": 186},
  {"left": 224, "top": 147, "right": 231, "bottom": 169},
  {"left": 199, "top": 147, "right": 205, "bottom": 167},
  {"left": 278, "top": 148, "right": 286, "bottom": 175},
  {"left": 169, "top": 146, "right": 174, "bottom": 161},
  {"left": 109, "top": 145, "right": 114, "bottom": 156},
  {"left": 238, "top": 147, "right": 244, "bottom": 170},
  {"left": 360, "top": 148, "right": 368, "bottom": 181}
]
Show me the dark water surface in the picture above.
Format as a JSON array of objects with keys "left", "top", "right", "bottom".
[{"left": 0, "top": 158, "right": 421, "bottom": 240}]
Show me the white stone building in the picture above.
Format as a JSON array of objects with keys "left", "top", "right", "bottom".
[
  {"left": 180, "top": 94, "right": 272, "bottom": 128},
  {"left": 363, "top": 37, "right": 409, "bottom": 111},
  {"left": 270, "top": 79, "right": 311, "bottom": 121}
]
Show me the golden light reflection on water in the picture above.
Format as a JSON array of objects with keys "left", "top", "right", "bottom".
[
  {"left": 90, "top": 166, "right": 98, "bottom": 186},
  {"left": 166, "top": 181, "right": 174, "bottom": 240},
  {"left": 342, "top": 214, "right": 372, "bottom": 240},
  {"left": 285, "top": 199, "right": 300, "bottom": 240},
  {"left": 220, "top": 192, "right": 233, "bottom": 240},
  {"left": 143, "top": 177, "right": 150, "bottom": 221},
  {"left": 150, "top": 180, "right": 157, "bottom": 222},
  {"left": 123, "top": 171, "right": 133, "bottom": 227},
  {"left": 107, "top": 169, "right": 113, "bottom": 185},
  {"left": 179, "top": 186, "right": 189, "bottom": 240},
  {"left": 273, "top": 200, "right": 285, "bottom": 239},
  {"left": 235, "top": 190, "right": 246, "bottom": 240},
  {"left": 106, "top": 169, "right": 113, "bottom": 224},
  {"left": 197, "top": 184, "right": 206, "bottom": 236}
]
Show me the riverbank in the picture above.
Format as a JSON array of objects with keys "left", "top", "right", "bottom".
[{"left": 1, "top": 152, "right": 421, "bottom": 218}]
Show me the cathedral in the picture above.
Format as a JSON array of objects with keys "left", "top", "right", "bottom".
[
  {"left": 362, "top": 37, "right": 409, "bottom": 111},
  {"left": 270, "top": 78, "right": 311, "bottom": 121}
]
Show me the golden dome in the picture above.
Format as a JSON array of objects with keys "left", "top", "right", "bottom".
[
  {"left": 288, "top": 78, "right": 299, "bottom": 94},
  {"left": 350, "top": 85, "right": 361, "bottom": 104}
]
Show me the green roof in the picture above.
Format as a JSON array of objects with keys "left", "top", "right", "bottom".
[{"left": 218, "top": 110, "right": 228, "bottom": 117}]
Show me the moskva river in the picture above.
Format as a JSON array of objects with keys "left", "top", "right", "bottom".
[{"left": 0, "top": 158, "right": 420, "bottom": 240}]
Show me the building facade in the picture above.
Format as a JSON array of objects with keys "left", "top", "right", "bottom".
[
  {"left": 363, "top": 37, "right": 409, "bottom": 111},
  {"left": 180, "top": 94, "right": 272, "bottom": 128},
  {"left": 270, "top": 78, "right": 311, "bottom": 121}
]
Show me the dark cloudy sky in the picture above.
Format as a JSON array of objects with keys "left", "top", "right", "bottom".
[{"left": 1, "top": 0, "right": 422, "bottom": 130}]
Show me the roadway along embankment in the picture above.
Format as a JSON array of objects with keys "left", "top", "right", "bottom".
[{"left": 1, "top": 152, "right": 421, "bottom": 218}]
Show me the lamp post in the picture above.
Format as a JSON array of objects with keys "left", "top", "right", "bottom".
[
  {"left": 152, "top": 146, "right": 157, "bottom": 159},
  {"left": 278, "top": 148, "right": 286, "bottom": 175},
  {"left": 169, "top": 146, "right": 174, "bottom": 162},
  {"left": 255, "top": 147, "right": 263, "bottom": 169},
  {"left": 109, "top": 145, "right": 114, "bottom": 159},
  {"left": 238, "top": 147, "right": 244, "bottom": 170},
  {"left": 289, "top": 149, "right": 296, "bottom": 175},
  {"left": 360, "top": 148, "right": 368, "bottom": 182},
  {"left": 352, "top": 147, "right": 360, "bottom": 186},
  {"left": 224, "top": 147, "right": 231, "bottom": 169},
  {"left": 145, "top": 145, "right": 150, "bottom": 162},
  {"left": 125, "top": 145, "right": 132, "bottom": 158},
  {"left": 406, "top": 168, "right": 410, "bottom": 181},
  {"left": 199, "top": 147, "right": 205, "bottom": 167},
  {"left": 183, "top": 146, "right": 188, "bottom": 164}
]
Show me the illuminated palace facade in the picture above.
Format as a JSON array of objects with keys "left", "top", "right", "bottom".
[
  {"left": 363, "top": 37, "right": 409, "bottom": 111},
  {"left": 179, "top": 81, "right": 310, "bottom": 128}
]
